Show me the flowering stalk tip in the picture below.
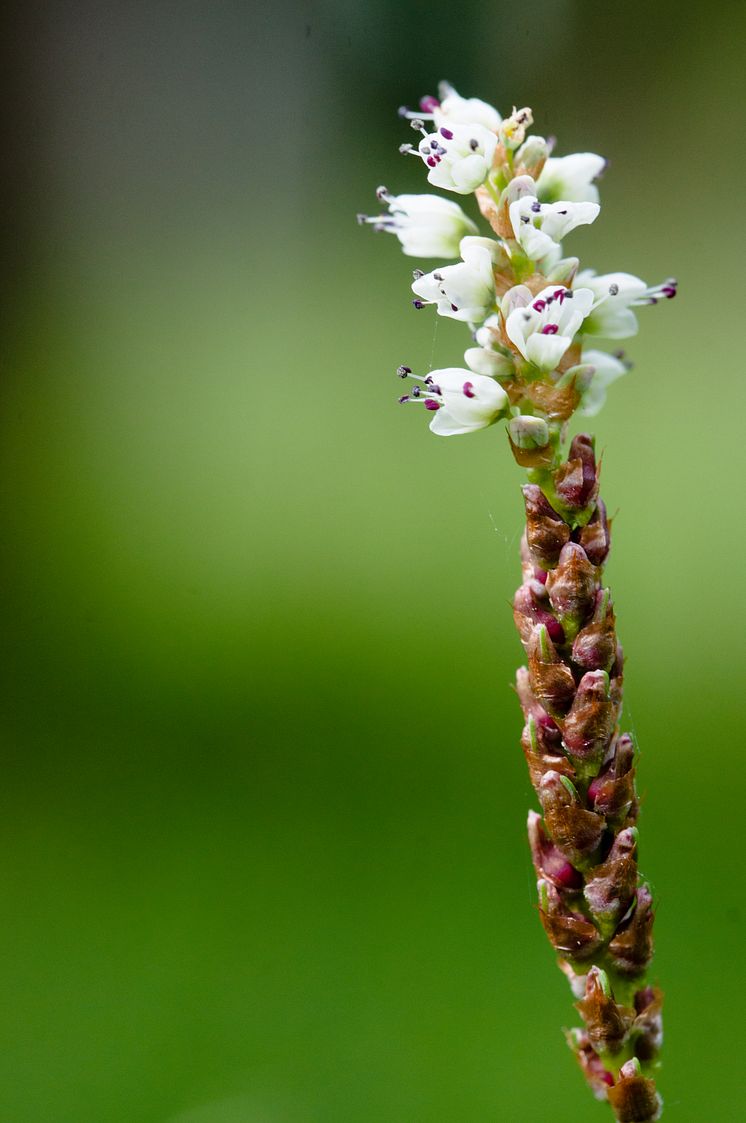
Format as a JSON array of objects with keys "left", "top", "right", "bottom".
[{"left": 360, "top": 82, "right": 675, "bottom": 1119}]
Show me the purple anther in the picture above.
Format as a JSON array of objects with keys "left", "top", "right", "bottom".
[
  {"left": 439, "top": 127, "right": 454, "bottom": 140},
  {"left": 541, "top": 324, "right": 559, "bottom": 335},
  {"left": 462, "top": 381, "right": 475, "bottom": 398},
  {"left": 533, "top": 299, "right": 547, "bottom": 313},
  {"left": 426, "top": 156, "right": 437, "bottom": 168},
  {"left": 424, "top": 398, "right": 441, "bottom": 411},
  {"left": 419, "top": 95, "right": 440, "bottom": 113}
]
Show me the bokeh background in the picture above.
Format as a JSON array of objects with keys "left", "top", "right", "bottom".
[{"left": 1, "top": 2, "right": 744, "bottom": 1120}]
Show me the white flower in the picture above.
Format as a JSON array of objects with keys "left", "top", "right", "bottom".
[
  {"left": 578, "top": 350, "right": 630, "bottom": 416},
  {"left": 415, "top": 123, "right": 498, "bottom": 194},
  {"left": 358, "top": 189, "right": 478, "bottom": 258},
  {"left": 505, "top": 285, "right": 595, "bottom": 371},
  {"left": 411, "top": 236, "right": 499, "bottom": 323},
  {"left": 400, "top": 83, "right": 502, "bottom": 131},
  {"left": 434, "top": 84, "right": 502, "bottom": 130},
  {"left": 576, "top": 270, "right": 678, "bottom": 339},
  {"left": 398, "top": 367, "right": 509, "bottom": 436},
  {"left": 536, "top": 153, "right": 607, "bottom": 204},
  {"left": 510, "top": 193, "right": 600, "bottom": 263}
]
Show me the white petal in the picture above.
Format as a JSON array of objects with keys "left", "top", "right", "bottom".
[
  {"left": 525, "top": 332, "right": 572, "bottom": 371},
  {"left": 464, "top": 347, "right": 512, "bottom": 378},
  {"left": 450, "top": 153, "right": 490, "bottom": 192},
  {"left": 505, "top": 306, "right": 534, "bottom": 359},
  {"left": 536, "top": 153, "right": 606, "bottom": 204},
  {"left": 429, "top": 407, "right": 479, "bottom": 436},
  {"left": 435, "top": 91, "right": 502, "bottom": 131}
]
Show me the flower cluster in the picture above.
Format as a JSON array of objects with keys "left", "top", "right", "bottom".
[{"left": 359, "top": 82, "right": 676, "bottom": 440}]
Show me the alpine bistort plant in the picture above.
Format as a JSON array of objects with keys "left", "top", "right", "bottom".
[{"left": 359, "top": 83, "right": 676, "bottom": 1121}]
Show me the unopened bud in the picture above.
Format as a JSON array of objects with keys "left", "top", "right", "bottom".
[
  {"left": 606, "top": 1058, "right": 662, "bottom": 1122},
  {"left": 608, "top": 884, "right": 655, "bottom": 977},
  {"left": 539, "top": 770, "right": 605, "bottom": 867},
  {"left": 522, "top": 484, "right": 571, "bottom": 571},
  {"left": 546, "top": 542, "right": 598, "bottom": 639},
  {"left": 546, "top": 256, "right": 580, "bottom": 286},
  {"left": 508, "top": 416, "right": 553, "bottom": 468},
  {"left": 527, "top": 624, "right": 577, "bottom": 717},
  {"left": 537, "top": 877, "right": 603, "bottom": 961},
  {"left": 463, "top": 346, "right": 514, "bottom": 380},
  {"left": 584, "top": 828, "right": 639, "bottom": 927},
  {"left": 562, "top": 669, "right": 617, "bottom": 770},
  {"left": 514, "top": 134, "right": 548, "bottom": 177},
  {"left": 579, "top": 498, "right": 611, "bottom": 566},
  {"left": 528, "top": 810, "right": 582, "bottom": 890},
  {"left": 576, "top": 966, "right": 634, "bottom": 1054}
]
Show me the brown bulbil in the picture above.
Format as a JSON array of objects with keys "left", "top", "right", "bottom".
[
  {"left": 566, "top": 1029, "right": 614, "bottom": 1101},
  {"left": 515, "top": 667, "right": 564, "bottom": 749},
  {"left": 588, "top": 734, "right": 636, "bottom": 823},
  {"left": 527, "top": 624, "right": 577, "bottom": 717},
  {"left": 608, "top": 885, "right": 655, "bottom": 977},
  {"left": 546, "top": 542, "right": 598, "bottom": 633},
  {"left": 554, "top": 433, "right": 599, "bottom": 514},
  {"left": 538, "top": 878, "right": 603, "bottom": 961},
  {"left": 578, "top": 498, "right": 611, "bottom": 566},
  {"left": 562, "top": 670, "right": 618, "bottom": 765},
  {"left": 521, "top": 720, "right": 574, "bottom": 790},
  {"left": 583, "top": 828, "right": 638, "bottom": 924},
  {"left": 572, "top": 591, "right": 617, "bottom": 671},
  {"left": 508, "top": 429, "right": 557, "bottom": 469},
  {"left": 522, "top": 484, "right": 571, "bottom": 570},
  {"left": 606, "top": 1060, "right": 662, "bottom": 1122},
  {"left": 513, "top": 581, "right": 564, "bottom": 647},
  {"left": 576, "top": 967, "right": 634, "bottom": 1055},
  {"left": 539, "top": 770, "right": 605, "bottom": 866},
  {"left": 528, "top": 810, "right": 582, "bottom": 890},
  {"left": 632, "top": 987, "right": 664, "bottom": 1063},
  {"left": 523, "top": 378, "right": 580, "bottom": 421}
]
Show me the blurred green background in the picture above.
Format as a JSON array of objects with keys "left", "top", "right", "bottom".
[{"left": 1, "top": 2, "right": 743, "bottom": 1120}]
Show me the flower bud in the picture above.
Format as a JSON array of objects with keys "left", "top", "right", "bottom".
[
  {"left": 522, "top": 484, "right": 571, "bottom": 571},
  {"left": 546, "top": 542, "right": 598, "bottom": 639},
  {"left": 566, "top": 1029, "right": 614, "bottom": 1101},
  {"left": 572, "top": 589, "right": 617, "bottom": 671},
  {"left": 546, "top": 256, "right": 580, "bottom": 287},
  {"left": 587, "top": 734, "right": 636, "bottom": 823},
  {"left": 562, "top": 670, "right": 617, "bottom": 770},
  {"left": 513, "top": 582, "right": 564, "bottom": 646},
  {"left": 539, "top": 771, "right": 605, "bottom": 867},
  {"left": 508, "top": 416, "right": 554, "bottom": 468},
  {"left": 579, "top": 498, "right": 611, "bottom": 566},
  {"left": 537, "top": 878, "right": 602, "bottom": 961},
  {"left": 527, "top": 624, "right": 577, "bottom": 717},
  {"left": 528, "top": 810, "right": 582, "bottom": 890},
  {"left": 606, "top": 1058, "right": 662, "bottom": 1122},
  {"left": 584, "top": 828, "right": 638, "bottom": 927},
  {"left": 514, "top": 134, "right": 548, "bottom": 178},
  {"left": 553, "top": 433, "right": 599, "bottom": 522},
  {"left": 576, "top": 966, "right": 634, "bottom": 1055},
  {"left": 608, "top": 884, "right": 655, "bottom": 977},
  {"left": 632, "top": 986, "right": 664, "bottom": 1063}
]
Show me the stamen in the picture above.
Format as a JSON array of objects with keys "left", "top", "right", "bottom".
[
  {"left": 531, "top": 201, "right": 542, "bottom": 214},
  {"left": 608, "top": 283, "right": 619, "bottom": 296},
  {"left": 469, "top": 138, "right": 479, "bottom": 151},
  {"left": 440, "top": 127, "right": 454, "bottom": 140},
  {"left": 412, "top": 269, "right": 424, "bottom": 280},
  {"left": 424, "top": 399, "right": 441, "bottom": 411},
  {"left": 412, "top": 299, "right": 426, "bottom": 309},
  {"left": 462, "top": 382, "right": 475, "bottom": 398},
  {"left": 419, "top": 95, "right": 440, "bottom": 113},
  {"left": 397, "top": 365, "right": 412, "bottom": 377},
  {"left": 398, "top": 395, "right": 410, "bottom": 403},
  {"left": 541, "top": 324, "right": 559, "bottom": 335}
]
